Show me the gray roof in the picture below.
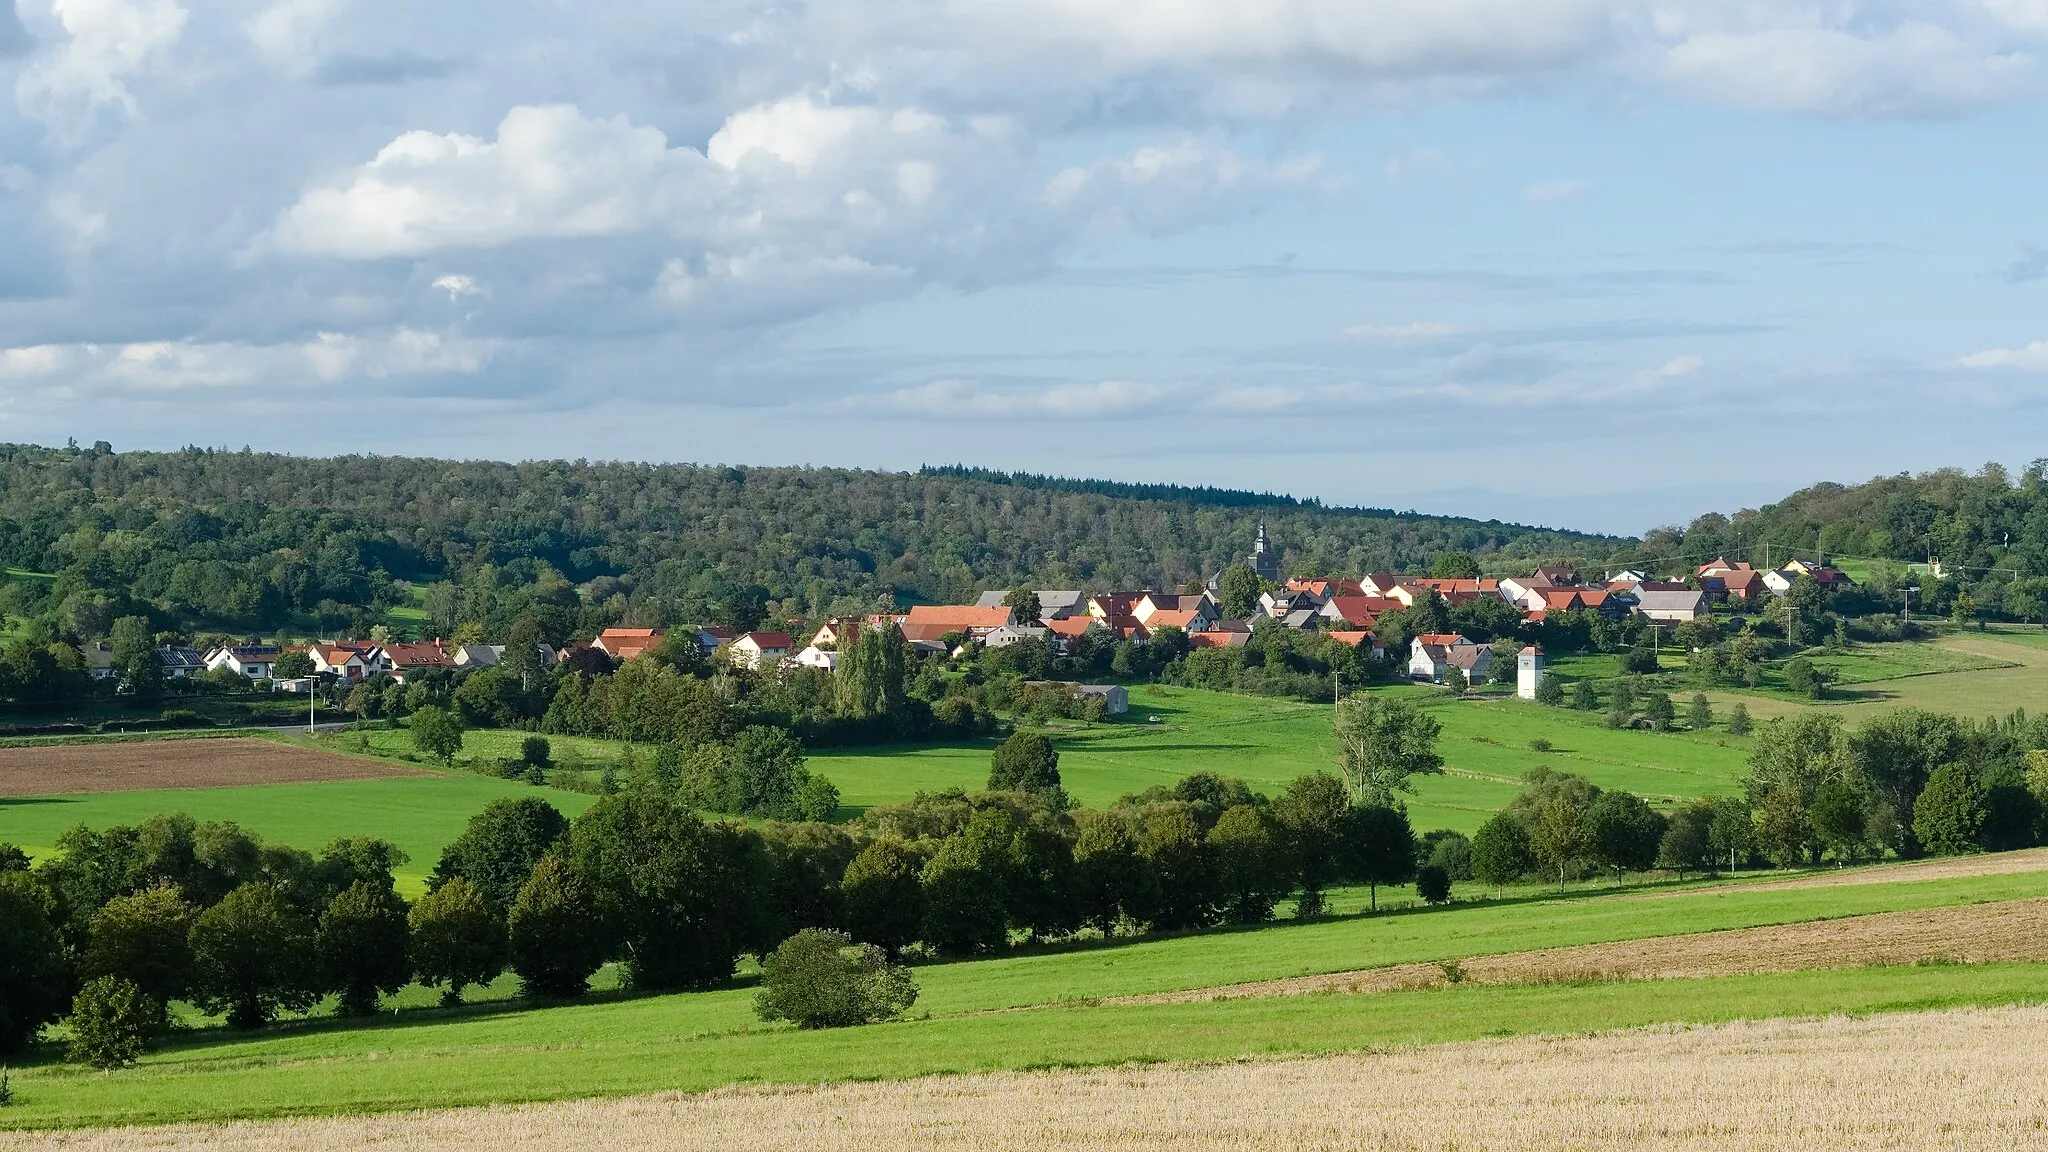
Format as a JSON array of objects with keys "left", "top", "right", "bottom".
[
  {"left": 977, "top": 590, "right": 1085, "bottom": 615},
  {"left": 1634, "top": 589, "right": 1707, "bottom": 611}
]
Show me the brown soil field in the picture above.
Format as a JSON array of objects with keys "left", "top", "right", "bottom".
[
  {"left": 1117, "top": 897, "right": 2048, "bottom": 1005},
  {"left": 1639, "top": 847, "right": 2048, "bottom": 898},
  {"left": 0, "top": 738, "right": 430, "bottom": 795},
  {"left": 21, "top": 1004, "right": 2048, "bottom": 1151}
]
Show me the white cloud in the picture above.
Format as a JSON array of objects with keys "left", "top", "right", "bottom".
[
  {"left": 1658, "top": 354, "right": 1705, "bottom": 376},
  {"left": 1345, "top": 321, "right": 1460, "bottom": 342},
  {"left": 14, "top": 0, "right": 188, "bottom": 131},
  {"left": 47, "top": 191, "right": 105, "bottom": 245},
  {"left": 0, "top": 330, "right": 495, "bottom": 391},
  {"left": 0, "top": 345, "right": 74, "bottom": 377},
  {"left": 432, "top": 274, "right": 481, "bottom": 300},
  {"left": 873, "top": 377, "right": 1173, "bottom": 418},
  {"left": 1524, "top": 179, "right": 1587, "bottom": 205},
  {"left": 1960, "top": 340, "right": 2048, "bottom": 369},
  {"left": 246, "top": 0, "right": 346, "bottom": 68}
]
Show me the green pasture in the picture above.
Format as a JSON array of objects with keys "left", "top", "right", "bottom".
[{"left": 5, "top": 854, "right": 2047, "bottom": 1127}]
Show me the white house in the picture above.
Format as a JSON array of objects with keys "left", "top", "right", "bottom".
[
  {"left": 1408, "top": 633, "right": 1494, "bottom": 684},
  {"left": 793, "top": 645, "right": 837, "bottom": 670},
  {"left": 982, "top": 623, "right": 1050, "bottom": 649},
  {"left": 205, "top": 645, "right": 280, "bottom": 680},
  {"left": 730, "top": 631, "right": 794, "bottom": 669},
  {"left": 1633, "top": 588, "right": 1709, "bottom": 622},
  {"left": 81, "top": 641, "right": 118, "bottom": 681},
  {"left": 307, "top": 644, "right": 370, "bottom": 681},
  {"left": 156, "top": 646, "right": 205, "bottom": 678}
]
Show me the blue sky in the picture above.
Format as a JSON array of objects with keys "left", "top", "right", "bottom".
[{"left": 3, "top": 1, "right": 2047, "bottom": 535}]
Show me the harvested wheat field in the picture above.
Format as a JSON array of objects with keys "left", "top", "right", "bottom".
[
  {"left": 0, "top": 737, "right": 429, "bottom": 795},
  {"left": 1120, "top": 897, "right": 2048, "bottom": 1004},
  {"left": 18, "top": 1005, "right": 2048, "bottom": 1151},
  {"left": 1642, "top": 847, "right": 2048, "bottom": 898}
]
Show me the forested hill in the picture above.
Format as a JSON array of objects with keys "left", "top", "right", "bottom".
[
  {"left": 0, "top": 443, "right": 1621, "bottom": 637},
  {"left": 1648, "top": 463, "right": 2048, "bottom": 583}
]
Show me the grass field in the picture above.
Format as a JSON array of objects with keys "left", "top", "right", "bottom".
[
  {"left": 37, "top": 1004, "right": 2048, "bottom": 1150},
  {"left": 5, "top": 858, "right": 2047, "bottom": 1129}
]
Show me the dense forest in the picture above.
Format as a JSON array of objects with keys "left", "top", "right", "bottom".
[{"left": 0, "top": 442, "right": 1620, "bottom": 642}]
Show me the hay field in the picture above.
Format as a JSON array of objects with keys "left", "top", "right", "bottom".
[
  {"left": 23, "top": 1004, "right": 2048, "bottom": 1151},
  {"left": 1120, "top": 896, "right": 2048, "bottom": 1003},
  {"left": 1654, "top": 846, "right": 2048, "bottom": 896},
  {"left": 0, "top": 737, "right": 428, "bottom": 796}
]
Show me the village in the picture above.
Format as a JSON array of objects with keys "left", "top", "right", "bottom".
[{"left": 160, "top": 528, "right": 1852, "bottom": 713}]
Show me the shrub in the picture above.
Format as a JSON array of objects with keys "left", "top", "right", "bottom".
[
  {"left": 1441, "top": 665, "right": 1467, "bottom": 695},
  {"left": 520, "top": 736, "right": 552, "bottom": 768},
  {"left": 1534, "top": 675, "right": 1566, "bottom": 706},
  {"left": 1571, "top": 680, "right": 1600, "bottom": 711},
  {"left": 1528, "top": 738, "right": 1551, "bottom": 753},
  {"left": 753, "top": 929, "right": 918, "bottom": 1029},
  {"left": 1728, "top": 702, "right": 1753, "bottom": 736},
  {"left": 1415, "top": 864, "right": 1451, "bottom": 905},
  {"left": 988, "top": 731, "right": 1062, "bottom": 796},
  {"left": 67, "top": 977, "right": 158, "bottom": 1070},
  {"left": 508, "top": 857, "right": 607, "bottom": 998},
  {"left": 1470, "top": 814, "right": 1535, "bottom": 890},
  {"left": 1688, "top": 693, "right": 1713, "bottom": 730},
  {"left": 408, "top": 877, "right": 507, "bottom": 1005},
  {"left": 796, "top": 775, "right": 841, "bottom": 822}
]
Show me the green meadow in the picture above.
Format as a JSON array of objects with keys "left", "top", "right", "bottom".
[{"left": 5, "top": 862, "right": 2046, "bottom": 1129}]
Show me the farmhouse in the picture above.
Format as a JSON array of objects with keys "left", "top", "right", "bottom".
[
  {"left": 1634, "top": 586, "right": 1709, "bottom": 622},
  {"left": 81, "top": 641, "right": 117, "bottom": 681},
  {"left": 1408, "top": 632, "right": 1494, "bottom": 684},
  {"left": 976, "top": 590, "right": 1086, "bottom": 619},
  {"left": 306, "top": 644, "right": 370, "bottom": 681},
  {"left": 729, "top": 631, "right": 795, "bottom": 669},
  {"left": 156, "top": 645, "right": 205, "bottom": 678},
  {"left": 982, "top": 623, "right": 1050, "bottom": 648},
  {"left": 205, "top": 644, "right": 280, "bottom": 680},
  {"left": 902, "top": 605, "right": 1014, "bottom": 640},
  {"left": 594, "top": 627, "right": 666, "bottom": 661},
  {"left": 1024, "top": 681, "right": 1130, "bottom": 715}
]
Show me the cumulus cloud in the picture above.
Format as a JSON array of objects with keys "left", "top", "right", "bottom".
[
  {"left": 13, "top": 0, "right": 187, "bottom": 131},
  {"left": 0, "top": 329, "right": 495, "bottom": 391},
  {"left": 432, "top": 274, "right": 481, "bottom": 300},
  {"left": 1345, "top": 321, "right": 1460, "bottom": 342},
  {"left": 1658, "top": 354, "right": 1705, "bottom": 376},
  {"left": 1960, "top": 340, "right": 2048, "bottom": 368},
  {"left": 872, "top": 377, "right": 1174, "bottom": 418},
  {"left": 245, "top": 0, "right": 343, "bottom": 67}
]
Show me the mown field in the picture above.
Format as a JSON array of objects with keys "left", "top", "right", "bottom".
[{"left": 4, "top": 859, "right": 2047, "bottom": 1129}]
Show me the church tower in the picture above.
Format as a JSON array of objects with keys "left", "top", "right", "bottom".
[{"left": 1248, "top": 523, "right": 1281, "bottom": 583}]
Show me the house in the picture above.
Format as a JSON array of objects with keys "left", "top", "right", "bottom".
[
  {"left": 1528, "top": 565, "right": 1580, "bottom": 587},
  {"left": 1285, "top": 577, "right": 1362, "bottom": 603},
  {"left": 1635, "top": 589, "right": 1709, "bottom": 622},
  {"left": 1713, "top": 568, "right": 1765, "bottom": 604},
  {"left": 156, "top": 646, "right": 205, "bottom": 678},
  {"left": 594, "top": 627, "right": 667, "bottom": 661},
  {"left": 1318, "top": 595, "right": 1401, "bottom": 628},
  {"left": 205, "top": 644, "right": 280, "bottom": 680},
  {"left": 1606, "top": 569, "right": 1650, "bottom": 588},
  {"left": 792, "top": 645, "right": 837, "bottom": 670},
  {"left": 1696, "top": 557, "right": 1750, "bottom": 579},
  {"left": 1259, "top": 589, "right": 1320, "bottom": 618},
  {"left": 1140, "top": 608, "right": 1213, "bottom": 633},
  {"left": 1187, "top": 630, "right": 1252, "bottom": 649},
  {"left": 1359, "top": 573, "right": 1415, "bottom": 597},
  {"left": 1275, "top": 608, "right": 1320, "bottom": 630},
  {"left": 1408, "top": 632, "right": 1495, "bottom": 684},
  {"left": 730, "top": 631, "right": 794, "bottom": 669},
  {"left": 1324, "top": 630, "right": 1382, "bottom": 658},
  {"left": 82, "top": 641, "right": 118, "bottom": 681},
  {"left": 1042, "top": 616, "right": 1101, "bottom": 648},
  {"left": 383, "top": 640, "right": 453, "bottom": 679},
  {"left": 694, "top": 626, "right": 737, "bottom": 654},
  {"left": 903, "top": 605, "right": 1014, "bottom": 638},
  {"left": 1087, "top": 594, "right": 1140, "bottom": 621},
  {"left": 975, "top": 590, "right": 1086, "bottom": 620},
  {"left": 1093, "top": 615, "right": 1150, "bottom": 642},
  {"left": 1133, "top": 592, "right": 1216, "bottom": 626},
  {"left": 1764, "top": 566, "right": 1854, "bottom": 596},
  {"left": 810, "top": 617, "right": 902, "bottom": 649},
  {"left": 307, "top": 644, "right": 370, "bottom": 681},
  {"left": 982, "top": 623, "right": 1050, "bottom": 649},
  {"left": 1411, "top": 577, "right": 1502, "bottom": 605}
]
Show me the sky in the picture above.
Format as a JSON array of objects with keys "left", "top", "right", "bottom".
[{"left": 3, "top": 1, "right": 2048, "bottom": 536}]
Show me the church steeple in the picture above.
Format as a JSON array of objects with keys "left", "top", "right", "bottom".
[{"left": 1248, "top": 522, "right": 1280, "bottom": 582}]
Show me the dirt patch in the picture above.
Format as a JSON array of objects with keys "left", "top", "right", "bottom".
[
  {"left": 1645, "top": 847, "right": 2048, "bottom": 897},
  {"left": 1115, "top": 897, "right": 2048, "bottom": 1005},
  {"left": 20, "top": 1005, "right": 2048, "bottom": 1150},
  {"left": 0, "top": 737, "right": 430, "bottom": 796}
]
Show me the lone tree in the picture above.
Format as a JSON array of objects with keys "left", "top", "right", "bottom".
[
  {"left": 410, "top": 705, "right": 465, "bottom": 765},
  {"left": 1571, "top": 680, "right": 1600, "bottom": 711},
  {"left": 1349, "top": 804, "right": 1416, "bottom": 912},
  {"left": 1687, "top": 693, "right": 1714, "bottom": 730},
  {"left": 1333, "top": 696, "right": 1444, "bottom": 807},
  {"left": 1002, "top": 588, "right": 1044, "bottom": 626},
  {"left": 988, "top": 731, "right": 1062, "bottom": 796},
  {"left": 67, "top": 976, "right": 159, "bottom": 1070},
  {"left": 1217, "top": 564, "right": 1263, "bottom": 619},
  {"left": 187, "top": 883, "right": 320, "bottom": 1029},
  {"left": 753, "top": 928, "right": 918, "bottom": 1029}
]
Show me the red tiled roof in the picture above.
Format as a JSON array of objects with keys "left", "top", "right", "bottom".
[
  {"left": 1145, "top": 609, "right": 1204, "bottom": 630},
  {"left": 1043, "top": 616, "right": 1097, "bottom": 639},
  {"left": 1414, "top": 632, "right": 1470, "bottom": 646},
  {"left": 1324, "top": 630, "right": 1375, "bottom": 647},
  {"left": 384, "top": 641, "right": 450, "bottom": 667},
  {"left": 596, "top": 627, "right": 666, "bottom": 660},
  {"left": 739, "top": 632, "right": 793, "bottom": 650},
  {"left": 1188, "top": 631, "right": 1250, "bottom": 648},
  {"left": 903, "top": 605, "right": 1013, "bottom": 630}
]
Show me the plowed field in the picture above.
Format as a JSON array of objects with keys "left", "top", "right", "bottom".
[{"left": 0, "top": 737, "right": 429, "bottom": 795}]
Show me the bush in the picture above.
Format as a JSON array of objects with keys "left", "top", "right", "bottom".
[
  {"left": 796, "top": 775, "right": 841, "bottom": 822},
  {"left": 988, "top": 731, "right": 1062, "bottom": 796},
  {"left": 1534, "top": 675, "right": 1566, "bottom": 706},
  {"left": 753, "top": 928, "right": 918, "bottom": 1029},
  {"left": 1415, "top": 864, "right": 1451, "bottom": 905},
  {"left": 842, "top": 839, "right": 925, "bottom": 955},
  {"left": 1688, "top": 693, "right": 1713, "bottom": 730},
  {"left": 67, "top": 977, "right": 158, "bottom": 1069},
  {"left": 1571, "top": 680, "right": 1600, "bottom": 711},
  {"left": 520, "top": 736, "right": 552, "bottom": 768},
  {"left": 1528, "top": 738, "right": 1551, "bottom": 753},
  {"left": 1728, "top": 702, "right": 1753, "bottom": 736}
]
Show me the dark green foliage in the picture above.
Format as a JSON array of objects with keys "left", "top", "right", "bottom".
[
  {"left": 187, "top": 883, "right": 320, "bottom": 1029},
  {"left": 315, "top": 835, "right": 408, "bottom": 901},
  {"left": 318, "top": 882, "right": 412, "bottom": 1015},
  {"left": 752, "top": 929, "right": 918, "bottom": 1029},
  {"left": 270, "top": 650, "right": 315, "bottom": 681},
  {"left": 67, "top": 976, "right": 158, "bottom": 1070},
  {"left": 409, "top": 705, "right": 464, "bottom": 763},
  {"left": 1644, "top": 693, "right": 1675, "bottom": 730},
  {"left": 754, "top": 822, "right": 856, "bottom": 946},
  {"left": 987, "top": 731, "right": 1062, "bottom": 797},
  {"left": 1069, "top": 812, "right": 1151, "bottom": 933},
  {"left": 520, "top": 736, "right": 552, "bottom": 768},
  {"left": 1534, "top": 675, "right": 1565, "bottom": 706},
  {"left": 1272, "top": 772, "right": 1351, "bottom": 917},
  {"left": 1728, "top": 702, "right": 1753, "bottom": 736},
  {"left": 1217, "top": 565, "right": 1263, "bottom": 619},
  {"left": 1687, "top": 693, "right": 1713, "bottom": 730},
  {"left": 1430, "top": 552, "right": 1482, "bottom": 579},
  {"left": 1571, "top": 680, "right": 1600, "bottom": 711},
  {"left": 917, "top": 828, "right": 1011, "bottom": 955},
  {"left": 1587, "top": 791, "right": 1665, "bottom": 880},
  {"left": 432, "top": 797, "right": 569, "bottom": 910},
  {"left": 842, "top": 839, "right": 924, "bottom": 955},
  {"left": 834, "top": 623, "right": 909, "bottom": 720},
  {"left": 565, "top": 792, "right": 760, "bottom": 989},
  {"left": 1348, "top": 805, "right": 1416, "bottom": 911},
  {"left": 676, "top": 726, "right": 821, "bottom": 820},
  {"left": 1784, "top": 657, "right": 1826, "bottom": 699},
  {"left": 408, "top": 877, "right": 507, "bottom": 1004},
  {"left": 796, "top": 775, "right": 842, "bottom": 822},
  {"left": 1135, "top": 806, "right": 1217, "bottom": 931},
  {"left": 82, "top": 884, "right": 195, "bottom": 1014},
  {"left": 1913, "top": 763, "right": 1989, "bottom": 855},
  {"left": 1657, "top": 803, "right": 1715, "bottom": 877},
  {"left": 1207, "top": 805, "right": 1289, "bottom": 924},
  {"left": 1332, "top": 696, "right": 1443, "bottom": 807},
  {"left": 1419, "top": 829, "right": 1473, "bottom": 881},
  {"left": 0, "top": 872, "right": 68, "bottom": 1054},
  {"left": 1414, "top": 864, "right": 1451, "bottom": 905},
  {"left": 507, "top": 857, "right": 606, "bottom": 998},
  {"left": 1809, "top": 780, "right": 1871, "bottom": 862},
  {"left": 1754, "top": 789, "right": 1816, "bottom": 867}
]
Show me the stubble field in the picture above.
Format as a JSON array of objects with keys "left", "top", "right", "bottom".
[{"left": 17, "top": 1004, "right": 2048, "bottom": 1151}]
